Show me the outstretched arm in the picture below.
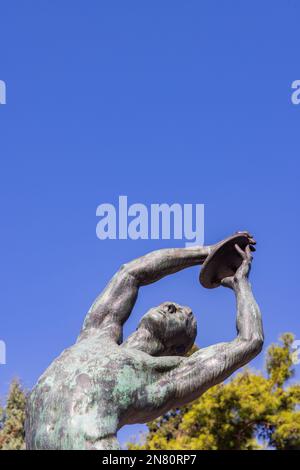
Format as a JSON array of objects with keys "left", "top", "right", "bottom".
[
  {"left": 79, "top": 244, "right": 214, "bottom": 341},
  {"left": 143, "top": 245, "right": 263, "bottom": 416}
]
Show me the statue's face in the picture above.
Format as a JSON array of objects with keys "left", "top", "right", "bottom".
[{"left": 139, "top": 301, "right": 197, "bottom": 356}]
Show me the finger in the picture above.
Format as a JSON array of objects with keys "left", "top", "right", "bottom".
[
  {"left": 245, "top": 245, "right": 253, "bottom": 260},
  {"left": 235, "top": 244, "right": 247, "bottom": 259},
  {"left": 236, "top": 231, "right": 256, "bottom": 245},
  {"left": 244, "top": 245, "right": 253, "bottom": 264},
  {"left": 237, "top": 230, "right": 253, "bottom": 238}
]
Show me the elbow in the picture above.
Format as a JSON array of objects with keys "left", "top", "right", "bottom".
[
  {"left": 237, "top": 334, "right": 264, "bottom": 361},
  {"left": 251, "top": 336, "right": 264, "bottom": 354},
  {"left": 119, "top": 263, "right": 128, "bottom": 273},
  {"left": 119, "top": 263, "right": 137, "bottom": 282},
  {"left": 247, "top": 335, "right": 264, "bottom": 358}
]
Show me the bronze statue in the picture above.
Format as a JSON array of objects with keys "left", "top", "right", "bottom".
[{"left": 26, "top": 232, "right": 263, "bottom": 450}]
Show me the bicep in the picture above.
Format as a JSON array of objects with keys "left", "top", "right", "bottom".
[
  {"left": 82, "top": 266, "right": 139, "bottom": 331},
  {"left": 140, "top": 339, "right": 258, "bottom": 413},
  {"left": 133, "top": 345, "right": 234, "bottom": 419},
  {"left": 161, "top": 340, "right": 250, "bottom": 407}
]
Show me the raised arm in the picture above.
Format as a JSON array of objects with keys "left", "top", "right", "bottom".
[
  {"left": 144, "top": 245, "right": 264, "bottom": 415},
  {"left": 79, "top": 244, "right": 213, "bottom": 342}
]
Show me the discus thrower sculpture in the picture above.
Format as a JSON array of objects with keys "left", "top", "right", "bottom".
[{"left": 26, "top": 231, "right": 263, "bottom": 450}]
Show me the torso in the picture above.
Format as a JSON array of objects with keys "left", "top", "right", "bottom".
[{"left": 25, "top": 333, "right": 180, "bottom": 450}]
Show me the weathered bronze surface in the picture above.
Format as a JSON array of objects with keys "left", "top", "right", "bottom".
[{"left": 26, "top": 232, "right": 263, "bottom": 450}]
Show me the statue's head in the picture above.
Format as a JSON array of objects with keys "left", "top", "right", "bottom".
[{"left": 125, "top": 301, "right": 197, "bottom": 356}]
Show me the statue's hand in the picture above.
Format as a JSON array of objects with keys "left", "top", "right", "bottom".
[
  {"left": 221, "top": 244, "right": 253, "bottom": 290},
  {"left": 235, "top": 231, "right": 256, "bottom": 251},
  {"left": 211, "top": 231, "right": 256, "bottom": 254}
]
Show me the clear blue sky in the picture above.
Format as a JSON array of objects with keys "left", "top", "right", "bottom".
[{"left": 0, "top": 1, "right": 299, "bottom": 445}]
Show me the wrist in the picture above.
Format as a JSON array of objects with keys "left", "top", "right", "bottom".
[
  {"left": 196, "top": 245, "right": 212, "bottom": 263},
  {"left": 233, "top": 276, "right": 250, "bottom": 293},
  {"left": 205, "top": 245, "right": 215, "bottom": 256}
]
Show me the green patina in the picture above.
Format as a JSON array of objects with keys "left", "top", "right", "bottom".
[
  {"left": 26, "top": 240, "right": 262, "bottom": 450},
  {"left": 113, "top": 364, "right": 144, "bottom": 408}
]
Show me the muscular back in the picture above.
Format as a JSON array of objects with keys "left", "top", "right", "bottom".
[{"left": 26, "top": 333, "right": 182, "bottom": 450}]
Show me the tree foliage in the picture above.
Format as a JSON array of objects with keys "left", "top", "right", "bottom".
[
  {"left": 0, "top": 379, "right": 26, "bottom": 450},
  {"left": 129, "top": 334, "right": 300, "bottom": 450}
]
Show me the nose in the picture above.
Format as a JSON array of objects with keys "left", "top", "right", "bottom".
[{"left": 183, "top": 307, "right": 193, "bottom": 316}]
